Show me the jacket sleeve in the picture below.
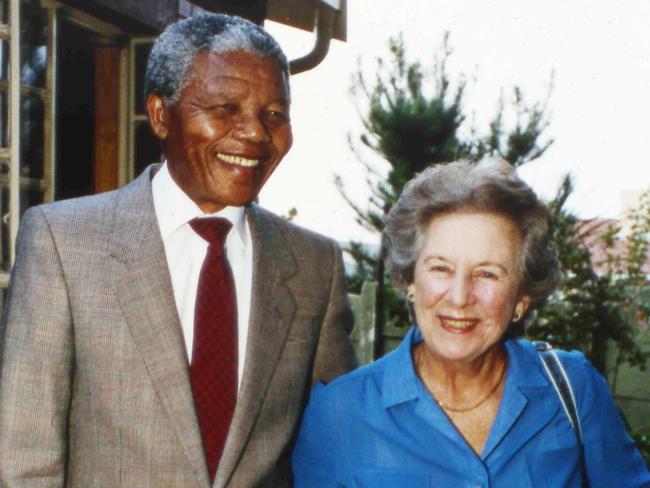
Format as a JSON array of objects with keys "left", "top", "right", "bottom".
[
  {"left": 0, "top": 207, "right": 73, "bottom": 486},
  {"left": 311, "top": 240, "right": 358, "bottom": 384},
  {"left": 567, "top": 351, "right": 650, "bottom": 487}
]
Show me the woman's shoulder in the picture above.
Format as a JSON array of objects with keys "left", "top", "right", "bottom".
[
  {"left": 511, "top": 338, "right": 589, "bottom": 363},
  {"left": 307, "top": 345, "right": 414, "bottom": 424},
  {"left": 312, "top": 350, "right": 392, "bottom": 399},
  {"left": 314, "top": 327, "right": 418, "bottom": 402},
  {"left": 509, "top": 338, "right": 605, "bottom": 397}
]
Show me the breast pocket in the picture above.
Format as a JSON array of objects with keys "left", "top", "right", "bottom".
[
  {"left": 526, "top": 445, "right": 584, "bottom": 487},
  {"left": 353, "top": 468, "right": 430, "bottom": 488}
]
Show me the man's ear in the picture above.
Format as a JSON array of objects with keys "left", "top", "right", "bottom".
[{"left": 146, "top": 94, "right": 170, "bottom": 140}]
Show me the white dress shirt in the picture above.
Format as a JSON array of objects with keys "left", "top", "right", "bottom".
[{"left": 152, "top": 163, "right": 252, "bottom": 391}]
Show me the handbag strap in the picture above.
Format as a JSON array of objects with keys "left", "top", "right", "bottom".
[
  {"left": 533, "top": 341, "right": 583, "bottom": 442},
  {"left": 534, "top": 341, "right": 589, "bottom": 487}
]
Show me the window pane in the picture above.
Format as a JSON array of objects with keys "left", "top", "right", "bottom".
[
  {"left": 0, "top": 89, "right": 7, "bottom": 148},
  {"left": 0, "top": 185, "right": 8, "bottom": 272},
  {"left": 20, "top": 1, "right": 48, "bottom": 89},
  {"left": 0, "top": 0, "right": 6, "bottom": 24},
  {"left": 135, "top": 121, "right": 161, "bottom": 177},
  {"left": 20, "top": 187, "right": 43, "bottom": 216},
  {"left": 20, "top": 94, "right": 44, "bottom": 179},
  {"left": 135, "top": 43, "right": 152, "bottom": 115},
  {"left": 0, "top": 40, "right": 7, "bottom": 82}
]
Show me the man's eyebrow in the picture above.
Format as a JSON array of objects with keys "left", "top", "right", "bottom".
[{"left": 270, "top": 96, "right": 290, "bottom": 106}]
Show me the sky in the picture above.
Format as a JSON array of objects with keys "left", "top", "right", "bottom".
[{"left": 261, "top": 0, "right": 650, "bottom": 245}]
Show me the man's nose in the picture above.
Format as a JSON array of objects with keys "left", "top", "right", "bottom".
[
  {"left": 448, "top": 274, "right": 475, "bottom": 308},
  {"left": 233, "top": 111, "right": 271, "bottom": 144}
]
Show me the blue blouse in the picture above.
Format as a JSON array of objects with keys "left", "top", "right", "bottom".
[{"left": 292, "top": 327, "right": 650, "bottom": 487}]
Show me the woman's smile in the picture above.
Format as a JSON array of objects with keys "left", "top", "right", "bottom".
[{"left": 437, "top": 315, "right": 480, "bottom": 334}]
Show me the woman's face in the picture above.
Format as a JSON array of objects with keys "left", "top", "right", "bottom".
[{"left": 408, "top": 211, "right": 531, "bottom": 364}]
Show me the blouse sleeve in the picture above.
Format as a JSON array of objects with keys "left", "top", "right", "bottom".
[
  {"left": 292, "top": 382, "right": 345, "bottom": 488},
  {"left": 562, "top": 350, "right": 650, "bottom": 487}
]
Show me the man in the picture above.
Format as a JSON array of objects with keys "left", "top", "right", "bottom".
[{"left": 0, "top": 14, "right": 356, "bottom": 487}]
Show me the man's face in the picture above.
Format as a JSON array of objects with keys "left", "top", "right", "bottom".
[{"left": 148, "top": 50, "right": 292, "bottom": 212}]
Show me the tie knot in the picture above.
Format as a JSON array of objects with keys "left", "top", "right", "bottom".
[{"left": 190, "top": 217, "right": 232, "bottom": 249}]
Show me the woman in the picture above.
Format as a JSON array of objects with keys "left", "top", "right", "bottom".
[{"left": 292, "top": 159, "right": 650, "bottom": 487}]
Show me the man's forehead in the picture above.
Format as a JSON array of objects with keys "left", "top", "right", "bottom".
[
  {"left": 188, "top": 51, "right": 289, "bottom": 99},
  {"left": 188, "top": 50, "right": 287, "bottom": 84}
]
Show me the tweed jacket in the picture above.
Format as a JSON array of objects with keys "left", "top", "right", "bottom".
[{"left": 0, "top": 166, "right": 357, "bottom": 487}]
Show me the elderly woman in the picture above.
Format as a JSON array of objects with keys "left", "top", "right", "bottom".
[{"left": 292, "top": 159, "right": 650, "bottom": 487}]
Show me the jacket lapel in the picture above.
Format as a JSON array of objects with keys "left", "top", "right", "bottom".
[
  {"left": 215, "top": 204, "right": 298, "bottom": 488},
  {"left": 110, "top": 168, "right": 210, "bottom": 487}
]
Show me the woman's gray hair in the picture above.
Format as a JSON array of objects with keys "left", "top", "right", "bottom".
[
  {"left": 383, "top": 158, "right": 560, "bottom": 302},
  {"left": 144, "top": 13, "right": 290, "bottom": 105}
]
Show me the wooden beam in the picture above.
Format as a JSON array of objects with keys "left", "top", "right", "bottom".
[
  {"left": 267, "top": 0, "right": 346, "bottom": 41},
  {"left": 94, "top": 46, "right": 120, "bottom": 193},
  {"left": 189, "top": 0, "right": 268, "bottom": 24},
  {"left": 58, "top": 0, "right": 174, "bottom": 33}
]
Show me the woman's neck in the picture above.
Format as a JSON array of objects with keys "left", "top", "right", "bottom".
[{"left": 413, "top": 343, "right": 507, "bottom": 409}]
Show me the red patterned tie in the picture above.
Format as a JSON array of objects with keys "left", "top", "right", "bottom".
[{"left": 189, "top": 217, "right": 238, "bottom": 483}]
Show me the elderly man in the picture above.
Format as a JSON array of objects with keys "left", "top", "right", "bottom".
[{"left": 0, "top": 14, "right": 356, "bottom": 487}]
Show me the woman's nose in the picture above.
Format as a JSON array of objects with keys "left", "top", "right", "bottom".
[{"left": 448, "top": 274, "right": 475, "bottom": 307}]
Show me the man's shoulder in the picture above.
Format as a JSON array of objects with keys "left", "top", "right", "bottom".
[
  {"left": 37, "top": 189, "right": 119, "bottom": 220},
  {"left": 34, "top": 170, "right": 151, "bottom": 227},
  {"left": 28, "top": 190, "right": 123, "bottom": 244},
  {"left": 19, "top": 175, "right": 152, "bottom": 253},
  {"left": 249, "top": 204, "right": 340, "bottom": 250}
]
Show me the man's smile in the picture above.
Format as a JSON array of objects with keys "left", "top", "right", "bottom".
[{"left": 216, "top": 152, "right": 261, "bottom": 168}]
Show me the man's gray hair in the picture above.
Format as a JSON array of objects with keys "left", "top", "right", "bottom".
[
  {"left": 144, "top": 13, "right": 290, "bottom": 105},
  {"left": 383, "top": 158, "right": 560, "bottom": 302}
]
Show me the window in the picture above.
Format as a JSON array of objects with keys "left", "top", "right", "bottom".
[
  {"left": 0, "top": 0, "right": 54, "bottom": 305},
  {"left": 129, "top": 37, "right": 160, "bottom": 179}
]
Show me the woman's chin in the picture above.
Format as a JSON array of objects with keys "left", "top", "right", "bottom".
[{"left": 422, "top": 335, "right": 497, "bottom": 365}]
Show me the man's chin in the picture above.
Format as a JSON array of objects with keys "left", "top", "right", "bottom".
[{"left": 198, "top": 190, "right": 260, "bottom": 211}]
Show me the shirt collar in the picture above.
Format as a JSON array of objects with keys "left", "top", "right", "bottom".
[
  {"left": 380, "top": 326, "right": 422, "bottom": 408},
  {"left": 379, "top": 328, "right": 550, "bottom": 410},
  {"left": 503, "top": 339, "right": 551, "bottom": 389},
  {"left": 152, "top": 162, "right": 247, "bottom": 246}
]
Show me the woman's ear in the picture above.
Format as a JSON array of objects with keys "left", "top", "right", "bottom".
[
  {"left": 407, "top": 284, "right": 416, "bottom": 302},
  {"left": 514, "top": 295, "right": 532, "bottom": 321},
  {"left": 146, "top": 94, "right": 170, "bottom": 140}
]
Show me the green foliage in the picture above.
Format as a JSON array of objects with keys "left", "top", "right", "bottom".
[
  {"left": 341, "top": 35, "right": 552, "bottom": 230},
  {"left": 527, "top": 184, "right": 650, "bottom": 375}
]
